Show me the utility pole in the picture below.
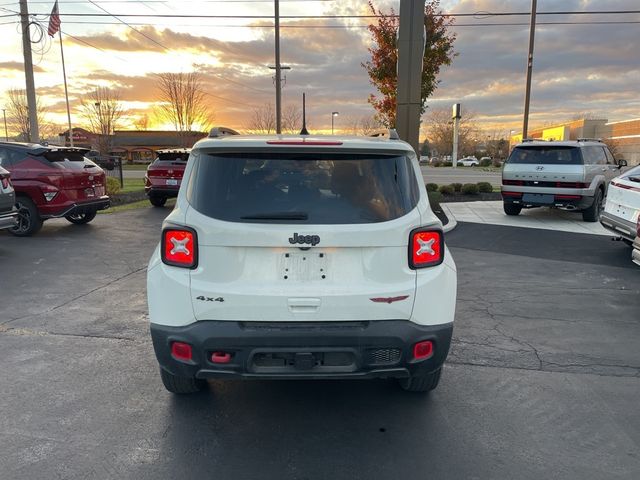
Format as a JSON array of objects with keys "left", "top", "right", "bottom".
[
  {"left": 19, "top": 0, "right": 39, "bottom": 142},
  {"left": 522, "top": 0, "right": 537, "bottom": 139},
  {"left": 274, "top": 0, "right": 282, "bottom": 134},
  {"left": 396, "top": 0, "right": 425, "bottom": 154}
]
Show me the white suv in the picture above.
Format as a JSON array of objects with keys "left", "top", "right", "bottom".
[{"left": 147, "top": 130, "right": 457, "bottom": 394}]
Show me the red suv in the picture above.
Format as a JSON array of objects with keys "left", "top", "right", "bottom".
[
  {"left": 0, "top": 142, "right": 110, "bottom": 236},
  {"left": 144, "top": 149, "right": 190, "bottom": 207}
]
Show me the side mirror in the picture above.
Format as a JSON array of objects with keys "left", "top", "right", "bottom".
[{"left": 617, "top": 159, "right": 628, "bottom": 168}]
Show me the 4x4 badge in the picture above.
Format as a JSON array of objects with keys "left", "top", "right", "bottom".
[
  {"left": 536, "top": 166, "right": 544, "bottom": 171},
  {"left": 289, "top": 233, "right": 320, "bottom": 246}
]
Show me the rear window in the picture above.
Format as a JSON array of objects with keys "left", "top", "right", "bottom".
[
  {"left": 507, "top": 146, "right": 582, "bottom": 165},
  {"left": 156, "top": 152, "right": 189, "bottom": 163},
  {"left": 42, "top": 150, "right": 86, "bottom": 162},
  {"left": 188, "top": 152, "right": 419, "bottom": 224}
]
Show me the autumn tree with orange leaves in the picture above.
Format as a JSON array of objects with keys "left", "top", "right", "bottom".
[{"left": 362, "top": 1, "right": 456, "bottom": 127}]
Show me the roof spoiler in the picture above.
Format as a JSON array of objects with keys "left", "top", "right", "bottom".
[{"left": 208, "top": 127, "right": 241, "bottom": 138}]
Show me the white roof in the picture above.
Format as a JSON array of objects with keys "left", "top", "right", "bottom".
[
  {"left": 516, "top": 140, "right": 604, "bottom": 148},
  {"left": 192, "top": 134, "right": 414, "bottom": 153}
]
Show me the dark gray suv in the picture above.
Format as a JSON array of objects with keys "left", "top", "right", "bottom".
[
  {"left": 502, "top": 139, "right": 627, "bottom": 222},
  {"left": 0, "top": 166, "right": 18, "bottom": 231}
]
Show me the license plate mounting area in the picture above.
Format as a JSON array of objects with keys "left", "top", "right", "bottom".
[{"left": 282, "top": 252, "right": 327, "bottom": 281}]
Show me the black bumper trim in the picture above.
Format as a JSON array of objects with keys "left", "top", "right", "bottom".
[
  {"left": 600, "top": 212, "right": 637, "bottom": 241},
  {"left": 145, "top": 187, "right": 179, "bottom": 198},
  {"left": 0, "top": 211, "right": 18, "bottom": 230},
  {"left": 150, "top": 320, "right": 453, "bottom": 380},
  {"left": 46, "top": 196, "right": 111, "bottom": 218}
]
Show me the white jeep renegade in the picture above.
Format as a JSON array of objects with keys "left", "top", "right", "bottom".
[{"left": 147, "top": 130, "right": 457, "bottom": 394}]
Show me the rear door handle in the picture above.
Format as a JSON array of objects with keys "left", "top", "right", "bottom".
[{"left": 288, "top": 297, "right": 321, "bottom": 313}]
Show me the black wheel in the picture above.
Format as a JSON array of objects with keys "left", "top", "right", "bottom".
[
  {"left": 398, "top": 367, "right": 442, "bottom": 393},
  {"left": 159, "top": 368, "right": 205, "bottom": 394},
  {"left": 503, "top": 202, "right": 522, "bottom": 216},
  {"left": 582, "top": 189, "right": 603, "bottom": 222},
  {"left": 65, "top": 210, "right": 97, "bottom": 225},
  {"left": 10, "top": 196, "right": 43, "bottom": 236},
  {"left": 149, "top": 196, "right": 167, "bottom": 207}
]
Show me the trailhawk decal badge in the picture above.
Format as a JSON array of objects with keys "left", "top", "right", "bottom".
[
  {"left": 289, "top": 233, "right": 320, "bottom": 246},
  {"left": 370, "top": 295, "right": 410, "bottom": 304}
]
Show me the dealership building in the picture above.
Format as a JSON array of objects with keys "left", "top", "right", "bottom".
[{"left": 511, "top": 118, "right": 640, "bottom": 165}]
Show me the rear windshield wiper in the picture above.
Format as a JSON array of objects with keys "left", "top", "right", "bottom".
[{"left": 240, "top": 212, "right": 308, "bottom": 220}]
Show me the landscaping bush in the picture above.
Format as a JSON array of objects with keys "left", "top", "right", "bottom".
[
  {"left": 106, "top": 176, "right": 121, "bottom": 195},
  {"left": 477, "top": 181, "right": 493, "bottom": 193},
  {"left": 479, "top": 158, "right": 492, "bottom": 167},
  {"left": 432, "top": 161, "right": 442, "bottom": 167},
  {"left": 461, "top": 183, "right": 479, "bottom": 195},
  {"left": 438, "top": 184, "right": 454, "bottom": 195},
  {"left": 426, "top": 183, "right": 439, "bottom": 192},
  {"left": 442, "top": 161, "right": 453, "bottom": 167},
  {"left": 427, "top": 190, "right": 442, "bottom": 208},
  {"left": 452, "top": 182, "right": 462, "bottom": 192},
  {"left": 492, "top": 159, "right": 503, "bottom": 168}
]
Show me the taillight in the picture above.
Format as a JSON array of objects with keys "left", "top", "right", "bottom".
[
  {"left": 556, "top": 182, "right": 588, "bottom": 188},
  {"left": 502, "top": 191, "right": 522, "bottom": 197},
  {"left": 1, "top": 176, "right": 9, "bottom": 189},
  {"left": 502, "top": 179, "right": 523, "bottom": 186},
  {"left": 413, "top": 340, "right": 434, "bottom": 360},
  {"left": 171, "top": 341, "right": 193, "bottom": 362},
  {"left": 409, "top": 228, "right": 444, "bottom": 269},
  {"left": 161, "top": 227, "right": 198, "bottom": 269}
]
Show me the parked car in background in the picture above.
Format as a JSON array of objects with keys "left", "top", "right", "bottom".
[
  {"left": 144, "top": 148, "right": 190, "bottom": 207},
  {"left": 147, "top": 130, "right": 457, "bottom": 395},
  {"left": 0, "top": 166, "right": 18, "bottom": 231},
  {"left": 85, "top": 150, "right": 118, "bottom": 171},
  {"left": 632, "top": 218, "right": 640, "bottom": 266},
  {"left": 600, "top": 164, "right": 640, "bottom": 245},
  {"left": 501, "top": 139, "right": 625, "bottom": 222},
  {"left": 0, "top": 142, "right": 110, "bottom": 236},
  {"left": 457, "top": 156, "right": 479, "bottom": 167}
]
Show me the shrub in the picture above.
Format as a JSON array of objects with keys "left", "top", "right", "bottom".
[
  {"left": 427, "top": 190, "right": 442, "bottom": 208},
  {"left": 452, "top": 182, "right": 462, "bottom": 192},
  {"left": 492, "top": 159, "right": 503, "bottom": 168},
  {"left": 461, "top": 183, "right": 479, "bottom": 195},
  {"left": 438, "top": 184, "right": 454, "bottom": 195},
  {"left": 479, "top": 158, "right": 492, "bottom": 167},
  {"left": 106, "top": 177, "right": 121, "bottom": 195},
  {"left": 442, "top": 161, "right": 453, "bottom": 167},
  {"left": 426, "top": 183, "right": 439, "bottom": 192},
  {"left": 432, "top": 161, "right": 442, "bottom": 167},
  {"left": 477, "top": 182, "right": 493, "bottom": 193}
]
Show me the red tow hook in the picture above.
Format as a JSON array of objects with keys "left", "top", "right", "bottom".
[{"left": 211, "top": 352, "right": 232, "bottom": 364}]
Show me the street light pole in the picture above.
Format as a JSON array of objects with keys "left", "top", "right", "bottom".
[
  {"left": 331, "top": 111, "right": 339, "bottom": 135},
  {"left": 522, "top": 0, "right": 537, "bottom": 139},
  {"left": 274, "top": 0, "right": 282, "bottom": 134}
]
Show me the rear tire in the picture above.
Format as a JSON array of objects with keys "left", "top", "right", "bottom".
[
  {"left": 503, "top": 202, "right": 522, "bottom": 216},
  {"left": 159, "top": 368, "right": 205, "bottom": 394},
  {"left": 398, "top": 367, "right": 442, "bottom": 393},
  {"left": 65, "top": 210, "right": 97, "bottom": 224},
  {"left": 10, "top": 196, "right": 43, "bottom": 236},
  {"left": 582, "top": 189, "right": 603, "bottom": 222},
  {"left": 149, "top": 195, "right": 167, "bottom": 207}
]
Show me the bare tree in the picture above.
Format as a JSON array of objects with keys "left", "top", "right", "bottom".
[
  {"left": 80, "top": 87, "right": 125, "bottom": 153},
  {"left": 247, "top": 103, "right": 276, "bottom": 134},
  {"left": 344, "top": 115, "right": 383, "bottom": 136},
  {"left": 156, "top": 72, "right": 211, "bottom": 139},
  {"left": 134, "top": 113, "right": 149, "bottom": 131},
  {"left": 281, "top": 104, "right": 302, "bottom": 134},
  {"left": 6, "top": 88, "right": 49, "bottom": 142},
  {"left": 425, "top": 107, "right": 479, "bottom": 158}
]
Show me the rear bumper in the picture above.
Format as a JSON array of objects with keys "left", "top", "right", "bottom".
[
  {"left": 150, "top": 320, "right": 453, "bottom": 380},
  {"left": 600, "top": 212, "right": 637, "bottom": 242},
  {"left": 42, "top": 196, "right": 111, "bottom": 218},
  {"left": 145, "top": 186, "right": 179, "bottom": 198},
  {"left": 502, "top": 191, "right": 593, "bottom": 210},
  {"left": 0, "top": 209, "right": 18, "bottom": 230}
]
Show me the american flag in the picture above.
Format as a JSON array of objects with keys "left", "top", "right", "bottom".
[{"left": 47, "top": 1, "right": 61, "bottom": 37}]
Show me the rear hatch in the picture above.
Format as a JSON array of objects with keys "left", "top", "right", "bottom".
[
  {"left": 146, "top": 150, "right": 189, "bottom": 187},
  {"left": 185, "top": 149, "right": 422, "bottom": 322},
  {"left": 41, "top": 149, "right": 106, "bottom": 198},
  {"left": 503, "top": 145, "right": 586, "bottom": 185},
  {"left": 605, "top": 167, "right": 640, "bottom": 224}
]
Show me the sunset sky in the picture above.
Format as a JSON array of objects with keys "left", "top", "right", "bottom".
[{"left": 0, "top": 0, "right": 639, "bottom": 138}]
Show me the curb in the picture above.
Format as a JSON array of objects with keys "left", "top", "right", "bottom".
[{"left": 441, "top": 204, "right": 457, "bottom": 233}]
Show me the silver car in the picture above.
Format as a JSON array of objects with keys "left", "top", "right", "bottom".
[
  {"left": 501, "top": 139, "right": 627, "bottom": 222},
  {"left": 0, "top": 166, "right": 18, "bottom": 231}
]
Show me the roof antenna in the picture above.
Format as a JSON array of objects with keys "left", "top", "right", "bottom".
[{"left": 299, "top": 92, "right": 309, "bottom": 135}]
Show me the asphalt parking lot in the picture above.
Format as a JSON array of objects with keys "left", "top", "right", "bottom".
[{"left": 1, "top": 208, "right": 639, "bottom": 479}]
